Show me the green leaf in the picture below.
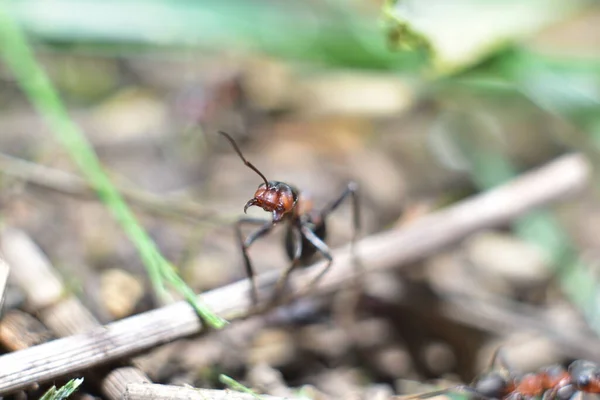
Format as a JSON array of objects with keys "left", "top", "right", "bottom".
[
  {"left": 5, "top": 0, "right": 422, "bottom": 70},
  {"left": 384, "top": 0, "right": 592, "bottom": 74}
]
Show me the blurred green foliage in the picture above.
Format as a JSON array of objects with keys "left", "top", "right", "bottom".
[{"left": 6, "top": 0, "right": 424, "bottom": 70}]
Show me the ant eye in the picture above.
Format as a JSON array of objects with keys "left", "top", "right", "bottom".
[{"left": 577, "top": 374, "right": 591, "bottom": 388}]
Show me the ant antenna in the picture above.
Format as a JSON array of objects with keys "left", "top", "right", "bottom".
[{"left": 219, "top": 131, "right": 269, "bottom": 188}]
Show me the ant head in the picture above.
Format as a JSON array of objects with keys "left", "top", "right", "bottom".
[
  {"left": 573, "top": 370, "right": 595, "bottom": 390},
  {"left": 569, "top": 360, "right": 600, "bottom": 392},
  {"left": 219, "top": 131, "right": 298, "bottom": 222},
  {"left": 245, "top": 181, "right": 298, "bottom": 223},
  {"left": 473, "top": 372, "right": 509, "bottom": 399}
]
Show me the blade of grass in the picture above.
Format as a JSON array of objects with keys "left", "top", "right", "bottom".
[
  {"left": 39, "top": 378, "right": 84, "bottom": 400},
  {"left": 219, "top": 374, "right": 264, "bottom": 400},
  {"left": 0, "top": 4, "right": 227, "bottom": 329}
]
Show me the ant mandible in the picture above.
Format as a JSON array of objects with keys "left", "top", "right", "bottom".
[{"left": 219, "top": 131, "right": 360, "bottom": 306}]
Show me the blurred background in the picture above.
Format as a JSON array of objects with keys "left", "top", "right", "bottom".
[{"left": 2, "top": 0, "right": 600, "bottom": 398}]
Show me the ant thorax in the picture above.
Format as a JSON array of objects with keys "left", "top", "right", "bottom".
[{"left": 295, "top": 192, "right": 314, "bottom": 216}]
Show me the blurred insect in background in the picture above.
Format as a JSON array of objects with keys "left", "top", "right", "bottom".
[
  {"left": 219, "top": 131, "right": 360, "bottom": 307},
  {"left": 404, "top": 350, "right": 600, "bottom": 400}
]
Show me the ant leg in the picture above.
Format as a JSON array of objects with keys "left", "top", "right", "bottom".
[
  {"left": 320, "top": 182, "right": 359, "bottom": 224},
  {"left": 299, "top": 224, "right": 333, "bottom": 292},
  {"left": 271, "top": 226, "right": 303, "bottom": 303},
  {"left": 320, "top": 182, "right": 361, "bottom": 278},
  {"left": 235, "top": 217, "right": 275, "bottom": 305}
]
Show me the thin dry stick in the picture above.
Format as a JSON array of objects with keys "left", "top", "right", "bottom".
[
  {"left": 0, "top": 152, "right": 220, "bottom": 223},
  {"left": 0, "top": 153, "right": 590, "bottom": 395},
  {"left": 124, "top": 383, "right": 296, "bottom": 400},
  {"left": 0, "top": 229, "right": 151, "bottom": 399}
]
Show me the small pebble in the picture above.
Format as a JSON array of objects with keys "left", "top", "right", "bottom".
[
  {"left": 100, "top": 268, "right": 144, "bottom": 319},
  {"left": 248, "top": 328, "right": 296, "bottom": 368}
]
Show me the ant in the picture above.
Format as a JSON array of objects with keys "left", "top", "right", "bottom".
[
  {"left": 218, "top": 131, "right": 360, "bottom": 306},
  {"left": 403, "top": 350, "right": 600, "bottom": 400}
]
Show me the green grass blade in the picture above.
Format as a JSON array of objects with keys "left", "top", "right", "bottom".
[
  {"left": 219, "top": 374, "right": 264, "bottom": 400},
  {"left": 39, "top": 378, "right": 84, "bottom": 400},
  {"left": 0, "top": 4, "right": 227, "bottom": 329}
]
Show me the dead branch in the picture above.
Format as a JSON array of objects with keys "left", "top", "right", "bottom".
[
  {"left": 0, "top": 153, "right": 590, "bottom": 395},
  {"left": 124, "top": 382, "right": 300, "bottom": 400}
]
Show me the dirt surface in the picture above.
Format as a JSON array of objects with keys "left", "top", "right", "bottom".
[{"left": 1, "top": 31, "right": 600, "bottom": 400}]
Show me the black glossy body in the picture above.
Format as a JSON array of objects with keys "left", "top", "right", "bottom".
[{"left": 285, "top": 217, "right": 327, "bottom": 264}]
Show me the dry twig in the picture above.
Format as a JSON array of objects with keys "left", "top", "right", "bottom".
[
  {"left": 0, "top": 153, "right": 590, "bottom": 395},
  {"left": 0, "top": 152, "right": 219, "bottom": 223},
  {"left": 124, "top": 382, "right": 300, "bottom": 400}
]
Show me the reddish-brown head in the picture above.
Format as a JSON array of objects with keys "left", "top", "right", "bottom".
[
  {"left": 245, "top": 181, "right": 298, "bottom": 223},
  {"left": 219, "top": 131, "right": 298, "bottom": 223},
  {"left": 570, "top": 360, "right": 600, "bottom": 393}
]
